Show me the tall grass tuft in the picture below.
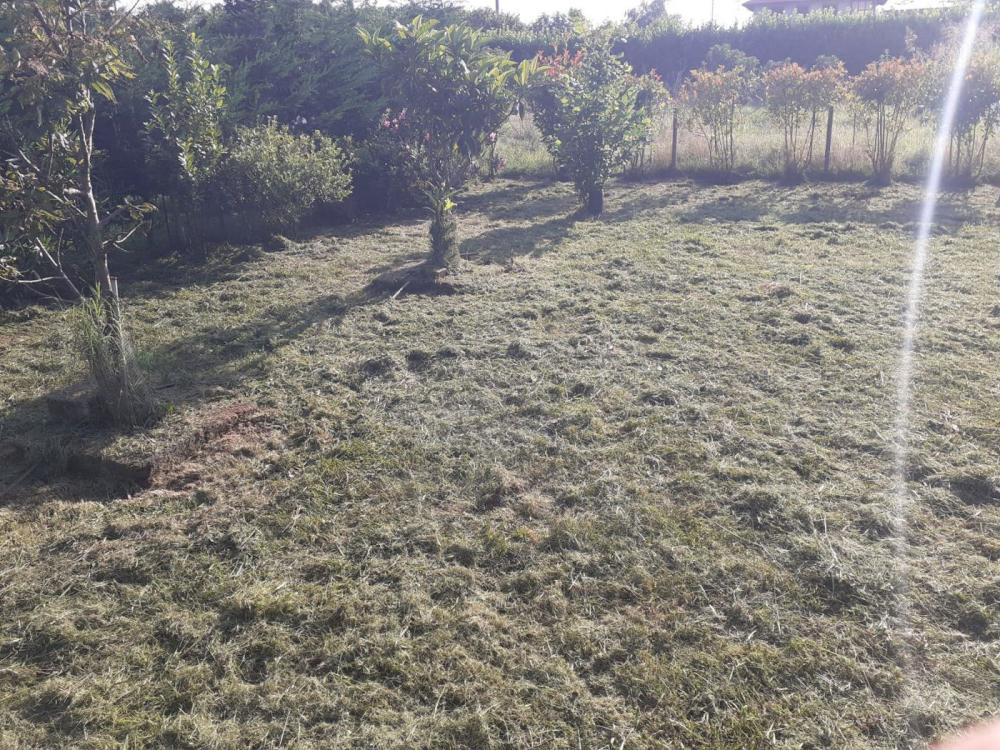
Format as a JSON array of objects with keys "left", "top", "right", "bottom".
[{"left": 73, "top": 293, "right": 155, "bottom": 428}]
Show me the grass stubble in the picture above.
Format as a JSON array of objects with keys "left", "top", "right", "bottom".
[{"left": 0, "top": 179, "right": 997, "bottom": 748}]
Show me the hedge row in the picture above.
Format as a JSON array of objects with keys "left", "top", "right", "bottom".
[{"left": 488, "top": 7, "right": 995, "bottom": 81}]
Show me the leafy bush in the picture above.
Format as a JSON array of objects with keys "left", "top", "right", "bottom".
[
  {"left": 144, "top": 33, "right": 227, "bottom": 252},
  {"left": 145, "top": 34, "right": 227, "bottom": 199},
  {"left": 850, "top": 57, "right": 928, "bottom": 184},
  {"left": 362, "top": 17, "right": 516, "bottom": 269},
  {"left": 215, "top": 120, "right": 352, "bottom": 234},
  {"left": 679, "top": 62, "right": 758, "bottom": 175},
  {"left": 931, "top": 40, "right": 1000, "bottom": 182},
  {"left": 762, "top": 60, "right": 845, "bottom": 180},
  {"left": 532, "top": 40, "right": 666, "bottom": 215}
]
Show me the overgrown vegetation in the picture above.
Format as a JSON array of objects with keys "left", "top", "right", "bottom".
[{"left": 73, "top": 294, "right": 154, "bottom": 427}]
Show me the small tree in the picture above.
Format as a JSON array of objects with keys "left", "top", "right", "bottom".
[
  {"left": 0, "top": 0, "right": 149, "bottom": 299},
  {"left": 361, "top": 18, "right": 515, "bottom": 271},
  {"left": 144, "top": 33, "right": 227, "bottom": 249},
  {"left": 678, "top": 48, "right": 758, "bottom": 176},
  {"left": 940, "top": 47, "right": 1000, "bottom": 182},
  {"left": 678, "top": 66, "right": 754, "bottom": 175},
  {"left": 0, "top": 0, "right": 154, "bottom": 424},
  {"left": 532, "top": 40, "right": 666, "bottom": 216},
  {"left": 850, "top": 56, "right": 927, "bottom": 185},
  {"left": 762, "top": 60, "right": 844, "bottom": 181}
]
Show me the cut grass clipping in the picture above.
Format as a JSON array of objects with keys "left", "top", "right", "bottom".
[{"left": 0, "top": 179, "right": 998, "bottom": 748}]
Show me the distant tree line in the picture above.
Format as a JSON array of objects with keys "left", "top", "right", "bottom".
[{"left": 489, "top": 5, "right": 997, "bottom": 74}]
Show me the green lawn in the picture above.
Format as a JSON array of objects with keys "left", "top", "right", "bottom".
[{"left": 1, "top": 178, "right": 998, "bottom": 749}]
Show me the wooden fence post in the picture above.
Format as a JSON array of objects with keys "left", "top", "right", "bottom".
[
  {"left": 807, "top": 109, "right": 818, "bottom": 165},
  {"left": 670, "top": 110, "right": 679, "bottom": 172},
  {"left": 824, "top": 106, "right": 835, "bottom": 173}
]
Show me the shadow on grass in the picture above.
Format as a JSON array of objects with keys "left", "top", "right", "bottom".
[
  {"left": 0, "top": 247, "right": 429, "bottom": 506},
  {"left": 457, "top": 179, "right": 564, "bottom": 219},
  {"left": 456, "top": 180, "right": 581, "bottom": 264},
  {"left": 118, "top": 217, "right": 427, "bottom": 303},
  {"left": 460, "top": 212, "right": 580, "bottom": 264},
  {"left": 775, "top": 190, "right": 991, "bottom": 229}
]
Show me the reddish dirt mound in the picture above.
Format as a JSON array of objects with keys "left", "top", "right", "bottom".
[{"left": 151, "top": 403, "right": 274, "bottom": 492}]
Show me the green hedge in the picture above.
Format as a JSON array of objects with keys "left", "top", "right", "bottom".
[{"left": 488, "top": 7, "right": 993, "bottom": 81}]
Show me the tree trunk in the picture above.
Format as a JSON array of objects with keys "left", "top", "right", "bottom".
[
  {"left": 80, "top": 110, "right": 114, "bottom": 298},
  {"left": 670, "top": 111, "right": 679, "bottom": 172},
  {"left": 586, "top": 187, "right": 604, "bottom": 217},
  {"left": 807, "top": 109, "right": 817, "bottom": 167},
  {"left": 824, "top": 106, "right": 835, "bottom": 173},
  {"left": 429, "top": 211, "right": 459, "bottom": 270}
]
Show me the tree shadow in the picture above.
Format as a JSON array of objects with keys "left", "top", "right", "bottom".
[
  {"left": 456, "top": 181, "right": 580, "bottom": 264},
  {"left": 774, "top": 190, "right": 991, "bottom": 230},
  {"left": 458, "top": 179, "right": 564, "bottom": 219},
  {"left": 119, "top": 216, "right": 428, "bottom": 303},
  {"left": 1, "top": 207, "right": 463, "bottom": 508},
  {"left": 674, "top": 196, "right": 772, "bottom": 224},
  {"left": 459, "top": 212, "right": 580, "bottom": 264},
  {"left": 0, "top": 279, "right": 393, "bottom": 507},
  {"left": 610, "top": 183, "right": 773, "bottom": 225}
]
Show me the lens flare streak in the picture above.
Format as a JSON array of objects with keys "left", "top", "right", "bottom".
[
  {"left": 893, "top": 0, "right": 985, "bottom": 540},
  {"left": 891, "top": 0, "right": 986, "bottom": 732}
]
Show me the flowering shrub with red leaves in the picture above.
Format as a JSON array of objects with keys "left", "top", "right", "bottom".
[
  {"left": 926, "top": 37, "right": 1000, "bottom": 182},
  {"left": 678, "top": 63, "right": 758, "bottom": 175},
  {"left": 849, "top": 56, "right": 928, "bottom": 184},
  {"left": 532, "top": 37, "right": 666, "bottom": 215},
  {"left": 762, "top": 60, "right": 845, "bottom": 180}
]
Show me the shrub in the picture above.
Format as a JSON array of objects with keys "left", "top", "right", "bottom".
[
  {"left": 532, "top": 39, "right": 666, "bottom": 215},
  {"left": 144, "top": 33, "right": 228, "bottom": 252},
  {"left": 215, "top": 120, "right": 352, "bottom": 234},
  {"left": 934, "top": 43, "right": 1000, "bottom": 182},
  {"left": 679, "top": 63, "right": 757, "bottom": 175},
  {"left": 762, "top": 60, "right": 845, "bottom": 181},
  {"left": 362, "top": 17, "right": 516, "bottom": 270},
  {"left": 850, "top": 57, "right": 928, "bottom": 185}
]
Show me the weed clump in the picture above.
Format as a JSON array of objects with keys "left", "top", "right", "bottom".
[{"left": 73, "top": 294, "right": 155, "bottom": 428}]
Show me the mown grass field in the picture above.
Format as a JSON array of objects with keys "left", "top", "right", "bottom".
[{"left": 1, "top": 179, "right": 998, "bottom": 749}]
